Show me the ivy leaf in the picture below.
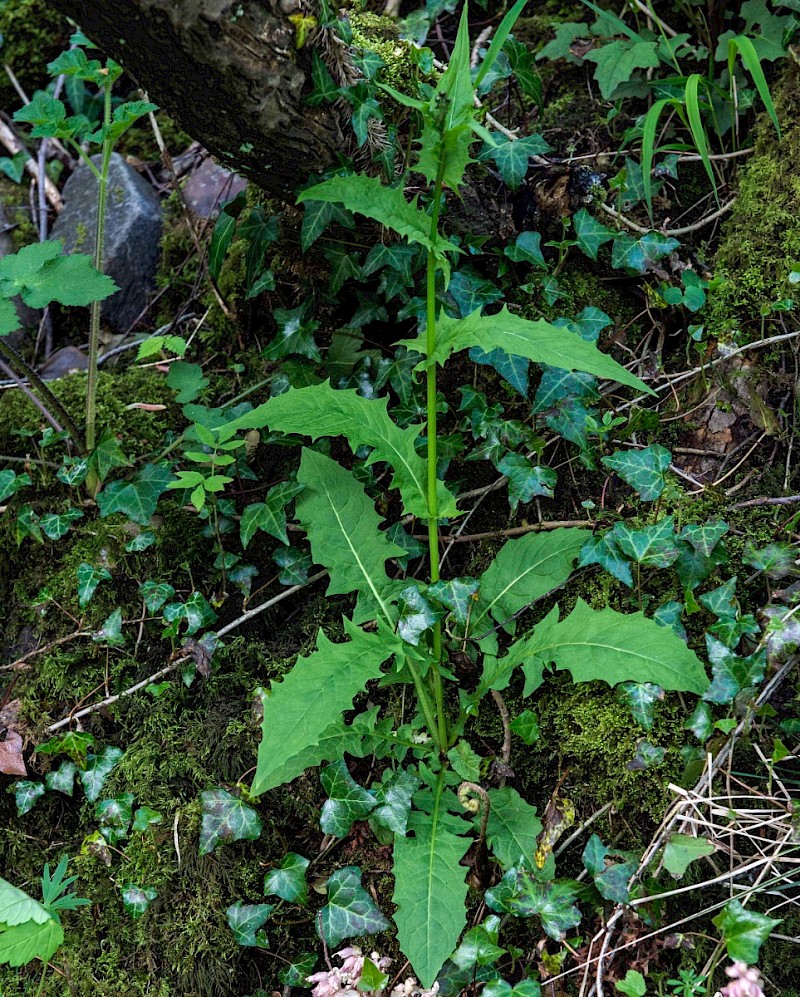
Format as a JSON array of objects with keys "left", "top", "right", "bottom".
[
  {"left": 485, "top": 869, "right": 581, "bottom": 940},
  {"left": 397, "top": 585, "right": 443, "bottom": 645},
  {"left": 662, "top": 834, "right": 715, "bottom": 878},
  {"left": 80, "top": 746, "right": 124, "bottom": 802},
  {"left": 97, "top": 464, "right": 174, "bottom": 525},
  {"left": 427, "top": 577, "right": 479, "bottom": 624},
  {"left": 87, "top": 430, "right": 131, "bottom": 483},
  {"left": 240, "top": 481, "right": 304, "bottom": 548},
  {"left": 479, "top": 134, "right": 551, "bottom": 190},
  {"left": 199, "top": 788, "right": 262, "bottom": 854},
  {"left": 139, "top": 581, "right": 175, "bottom": 614},
  {"left": 583, "top": 40, "right": 660, "bottom": 100},
  {"left": 263, "top": 853, "right": 310, "bottom": 905},
  {"left": 743, "top": 541, "right": 799, "bottom": 579},
  {"left": 319, "top": 761, "right": 377, "bottom": 837},
  {"left": 121, "top": 883, "right": 158, "bottom": 920},
  {"left": 279, "top": 952, "right": 318, "bottom": 986},
  {"left": 496, "top": 454, "right": 556, "bottom": 509},
  {"left": 581, "top": 834, "right": 637, "bottom": 903},
  {"left": 0, "top": 240, "right": 117, "bottom": 308},
  {"left": 76, "top": 562, "right": 112, "bottom": 608},
  {"left": 45, "top": 761, "right": 77, "bottom": 796},
  {"left": 253, "top": 620, "right": 397, "bottom": 794},
  {"left": 240, "top": 206, "right": 279, "bottom": 287},
  {"left": 509, "top": 709, "right": 540, "bottom": 744},
  {"left": 470, "top": 347, "right": 530, "bottom": 398},
  {"left": 226, "top": 900, "right": 273, "bottom": 947},
  {"left": 611, "top": 517, "right": 678, "bottom": 567},
  {"left": 93, "top": 607, "right": 125, "bottom": 647},
  {"left": 132, "top": 806, "right": 163, "bottom": 832},
  {"left": 36, "top": 731, "right": 94, "bottom": 768},
  {"left": 579, "top": 532, "right": 636, "bottom": 584},
  {"left": 162, "top": 591, "right": 217, "bottom": 636},
  {"left": 264, "top": 305, "right": 321, "bottom": 362},
  {"left": 611, "top": 232, "right": 680, "bottom": 275},
  {"left": 393, "top": 810, "right": 470, "bottom": 988},
  {"left": 217, "top": 381, "right": 458, "bottom": 520},
  {"left": 602, "top": 445, "right": 672, "bottom": 501},
  {"left": 449, "top": 269, "right": 504, "bottom": 316},
  {"left": 616, "top": 682, "right": 664, "bottom": 730},
  {"left": 409, "top": 307, "right": 650, "bottom": 394},
  {"left": 370, "top": 769, "right": 420, "bottom": 836},
  {"left": 686, "top": 701, "right": 713, "bottom": 742},
  {"left": 324, "top": 243, "right": 362, "bottom": 294},
  {"left": 473, "top": 528, "right": 586, "bottom": 636},
  {"left": 699, "top": 577, "right": 738, "bottom": 619},
  {"left": 306, "top": 50, "right": 341, "bottom": 105},
  {"left": 96, "top": 793, "right": 134, "bottom": 844},
  {"left": 572, "top": 208, "right": 615, "bottom": 260},
  {"left": 300, "top": 199, "right": 355, "bottom": 252},
  {"left": 504, "top": 231, "right": 547, "bottom": 268},
  {"left": 39, "top": 507, "right": 83, "bottom": 541},
  {"left": 0, "top": 470, "right": 30, "bottom": 502},
  {"left": 680, "top": 520, "right": 729, "bottom": 557},
  {"left": 503, "top": 599, "right": 709, "bottom": 696},
  {"left": 12, "top": 780, "right": 44, "bottom": 816},
  {"left": 273, "top": 546, "right": 312, "bottom": 586},
  {"left": 702, "top": 637, "right": 766, "bottom": 705},
  {"left": 486, "top": 787, "right": 543, "bottom": 871},
  {"left": 712, "top": 899, "right": 781, "bottom": 964},
  {"left": 318, "top": 866, "right": 390, "bottom": 949}
]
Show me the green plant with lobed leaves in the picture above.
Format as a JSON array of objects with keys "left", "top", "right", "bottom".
[{"left": 222, "top": 3, "right": 710, "bottom": 985}]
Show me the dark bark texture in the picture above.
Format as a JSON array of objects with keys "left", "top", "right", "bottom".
[{"left": 49, "top": 0, "right": 346, "bottom": 197}]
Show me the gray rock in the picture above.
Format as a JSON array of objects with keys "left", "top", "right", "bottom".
[
  {"left": 182, "top": 156, "right": 246, "bottom": 220},
  {"left": 51, "top": 152, "right": 162, "bottom": 332}
]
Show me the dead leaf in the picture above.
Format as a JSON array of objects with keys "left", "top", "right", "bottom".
[
  {"left": 181, "top": 637, "right": 213, "bottom": 679},
  {"left": 0, "top": 730, "right": 27, "bottom": 776}
]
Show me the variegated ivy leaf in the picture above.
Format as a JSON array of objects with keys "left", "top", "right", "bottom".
[
  {"left": 132, "top": 806, "right": 163, "bottom": 832},
  {"left": 370, "top": 769, "right": 420, "bottom": 837},
  {"left": 686, "top": 701, "right": 713, "bottom": 741},
  {"left": 743, "top": 541, "right": 799, "bottom": 579},
  {"left": 485, "top": 869, "right": 581, "bottom": 940},
  {"left": 95, "top": 793, "right": 134, "bottom": 845},
  {"left": 279, "top": 952, "right": 318, "bottom": 986},
  {"left": 702, "top": 637, "right": 767, "bottom": 705},
  {"left": 699, "top": 577, "right": 738, "bottom": 619},
  {"left": 427, "top": 577, "right": 479, "bottom": 624},
  {"left": 36, "top": 731, "right": 95, "bottom": 768},
  {"left": 662, "top": 834, "right": 715, "bottom": 878},
  {"left": 601, "top": 445, "right": 672, "bottom": 501},
  {"left": 616, "top": 682, "right": 664, "bottom": 730},
  {"left": 240, "top": 480, "right": 304, "bottom": 548},
  {"left": 39, "top": 507, "right": 83, "bottom": 541},
  {"left": 486, "top": 787, "right": 542, "bottom": 871},
  {"left": 317, "top": 866, "right": 390, "bottom": 948},
  {"left": 96, "top": 463, "right": 174, "bottom": 525},
  {"left": 470, "top": 347, "right": 529, "bottom": 398},
  {"left": 12, "top": 780, "right": 44, "bottom": 816},
  {"left": 396, "top": 585, "right": 443, "bottom": 645},
  {"left": 45, "top": 760, "right": 77, "bottom": 796},
  {"left": 79, "top": 746, "right": 124, "bottom": 802},
  {"left": 76, "top": 562, "right": 112, "bottom": 609},
  {"left": 199, "top": 788, "right": 262, "bottom": 854},
  {"left": 496, "top": 454, "right": 556, "bottom": 510},
  {"left": 483, "top": 980, "right": 541, "bottom": 997},
  {"left": 627, "top": 739, "right": 666, "bottom": 771},
  {"left": 125, "top": 531, "right": 155, "bottom": 552},
  {"left": 611, "top": 516, "right": 678, "bottom": 568},
  {"left": 226, "top": 900, "right": 273, "bottom": 946},
  {"left": 319, "top": 761, "right": 377, "bottom": 838},
  {"left": 675, "top": 537, "right": 728, "bottom": 591},
  {"left": 162, "top": 591, "right": 217, "bottom": 636},
  {"left": 273, "top": 545, "right": 312, "bottom": 586},
  {"left": 139, "top": 580, "right": 175, "bottom": 614},
  {"left": 121, "top": 883, "right": 157, "bottom": 920},
  {"left": 680, "top": 520, "right": 728, "bottom": 557},
  {"left": 653, "top": 600, "right": 687, "bottom": 640},
  {"left": 263, "top": 853, "right": 310, "bottom": 905},
  {"left": 572, "top": 208, "right": 615, "bottom": 260},
  {"left": 0, "top": 469, "right": 30, "bottom": 502},
  {"left": 581, "top": 834, "right": 638, "bottom": 903},
  {"left": 532, "top": 367, "right": 599, "bottom": 414},
  {"left": 93, "top": 607, "right": 124, "bottom": 647},
  {"left": 578, "top": 533, "right": 633, "bottom": 587}
]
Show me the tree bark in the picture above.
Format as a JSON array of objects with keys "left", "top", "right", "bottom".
[{"left": 48, "top": 0, "right": 348, "bottom": 198}]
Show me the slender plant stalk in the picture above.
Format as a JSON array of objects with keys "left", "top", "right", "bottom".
[
  {"left": 425, "top": 157, "right": 449, "bottom": 753},
  {"left": 85, "top": 79, "right": 114, "bottom": 457}
]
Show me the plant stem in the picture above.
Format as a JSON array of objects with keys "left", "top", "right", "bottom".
[
  {"left": 425, "top": 159, "right": 449, "bottom": 752},
  {"left": 85, "top": 79, "right": 114, "bottom": 458}
]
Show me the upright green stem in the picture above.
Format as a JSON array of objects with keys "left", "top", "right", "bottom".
[
  {"left": 85, "top": 80, "right": 114, "bottom": 457},
  {"left": 425, "top": 160, "right": 449, "bottom": 752}
]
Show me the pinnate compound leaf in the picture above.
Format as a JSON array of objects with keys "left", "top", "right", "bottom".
[
  {"left": 713, "top": 899, "right": 781, "bottom": 964},
  {"left": 486, "top": 787, "right": 542, "bottom": 871},
  {"left": 264, "top": 853, "right": 309, "bottom": 905},
  {"left": 320, "top": 761, "right": 377, "bottom": 837},
  {"left": 226, "top": 900, "right": 273, "bottom": 946},
  {"left": 217, "top": 382, "right": 457, "bottom": 520},
  {"left": 318, "top": 866, "right": 390, "bottom": 949},
  {"left": 0, "top": 917, "right": 63, "bottom": 967},
  {"left": 252, "top": 619, "right": 397, "bottom": 795},
  {"left": 121, "top": 883, "right": 158, "bottom": 920},
  {"left": 473, "top": 528, "right": 586, "bottom": 635},
  {"left": 0, "top": 880, "right": 50, "bottom": 927},
  {"left": 199, "top": 788, "right": 262, "bottom": 854},
  {"left": 295, "top": 449, "right": 404, "bottom": 624},
  {"left": 504, "top": 599, "right": 708, "bottom": 696},
  {"left": 662, "top": 834, "right": 715, "bottom": 878},
  {"left": 393, "top": 809, "right": 471, "bottom": 988},
  {"left": 409, "top": 307, "right": 650, "bottom": 394},
  {"left": 602, "top": 445, "right": 671, "bottom": 501},
  {"left": 485, "top": 869, "right": 581, "bottom": 940}
]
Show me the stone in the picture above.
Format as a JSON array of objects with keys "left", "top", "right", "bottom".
[
  {"left": 51, "top": 152, "right": 162, "bottom": 333},
  {"left": 38, "top": 345, "right": 89, "bottom": 380},
  {"left": 182, "top": 156, "right": 246, "bottom": 220}
]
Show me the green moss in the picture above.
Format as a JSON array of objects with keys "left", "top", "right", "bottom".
[
  {"left": 351, "top": 11, "right": 430, "bottom": 94},
  {"left": 0, "top": 0, "right": 69, "bottom": 108},
  {"left": 705, "top": 62, "right": 800, "bottom": 340}
]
